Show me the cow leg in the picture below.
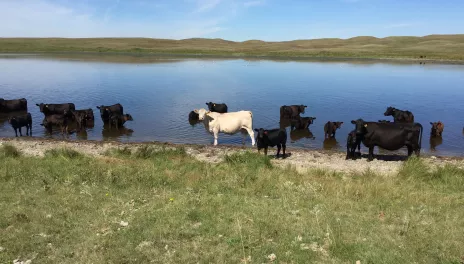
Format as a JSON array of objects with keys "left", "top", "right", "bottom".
[
  {"left": 245, "top": 128, "right": 255, "bottom": 146},
  {"left": 282, "top": 144, "right": 286, "bottom": 159},
  {"left": 346, "top": 145, "right": 351, "bottom": 160},
  {"left": 276, "top": 144, "right": 281, "bottom": 158},
  {"left": 213, "top": 129, "right": 219, "bottom": 146},
  {"left": 30, "top": 125, "right": 32, "bottom": 136},
  {"left": 264, "top": 147, "right": 268, "bottom": 156},
  {"left": 14, "top": 128, "right": 18, "bottom": 137},
  {"left": 368, "top": 147, "right": 374, "bottom": 161},
  {"left": 407, "top": 146, "right": 413, "bottom": 157},
  {"left": 19, "top": 127, "right": 23, "bottom": 137}
]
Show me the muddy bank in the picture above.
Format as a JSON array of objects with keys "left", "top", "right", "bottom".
[{"left": 1, "top": 137, "right": 463, "bottom": 176}]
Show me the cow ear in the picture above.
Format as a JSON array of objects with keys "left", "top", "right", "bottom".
[
  {"left": 193, "top": 109, "right": 199, "bottom": 113},
  {"left": 351, "top": 120, "right": 356, "bottom": 124},
  {"left": 36, "top": 103, "right": 39, "bottom": 106},
  {"left": 97, "top": 106, "right": 101, "bottom": 109},
  {"left": 430, "top": 122, "right": 433, "bottom": 125},
  {"left": 254, "top": 129, "right": 259, "bottom": 132}
]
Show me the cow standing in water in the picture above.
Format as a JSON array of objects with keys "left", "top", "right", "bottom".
[
  {"left": 36, "top": 103, "right": 76, "bottom": 116},
  {"left": 280, "top": 105, "right": 307, "bottom": 119},
  {"left": 384, "top": 106, "right": 415, "bottom": 123},
  {"left": 8, "top": 113, "right": 32, "bottom": 137},
  {"left": 96, "top": 103, "right": 124, "bottom": 123},
  {"left": 324, "top": 121, "right": 343, "bottom": 139},
  {"left": 206, "top": 102, "right": 228, "bottom": 113},
  {"left": 194, "top": 108, "right": 255, "bottom": 146},
  {"left": 254, "top": 128, "right": 287, "bottom": 158},
  {"left": 430, "top": 121, "right": 444, "bottom": 137},
  {"left": 351, "top": 119, "right": 423, "bottom": 161},
  {"left": 0, "top": 98, "right": 28, "bottom": 113}
]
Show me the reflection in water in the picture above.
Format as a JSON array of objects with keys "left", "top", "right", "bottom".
[
  {"left": 76, "top": 129, "right": 88, "bottom": 140},
  {"left": 430, "top": 136, "right": 443, "bottom": 151},
  {"left": 323, "top": 137, "right": 340, "bottom": 150},
  {"left": 290, "top": 128, "right": 315, "bottom": 142},
  {"left": 280, "top": 118, "right": 291, "bottom": 129},
  {"left": 102, "top": 124, "right": 134, "bottom": 140}
]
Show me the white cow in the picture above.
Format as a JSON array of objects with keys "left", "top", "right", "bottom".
[{"left": 194, "top": 108, "right": 255, "bottom": 146}]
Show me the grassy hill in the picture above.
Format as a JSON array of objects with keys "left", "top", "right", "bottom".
[{"left": 1, "top": 34, "right": 464, "bottom": 61}]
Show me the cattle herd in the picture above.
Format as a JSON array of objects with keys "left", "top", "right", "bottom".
[
  {"left": 0, "top": 97, "right": 448, "bottom": 161},
  {"left": 0, "top": 98, "right": 133, "bottom": 138}
]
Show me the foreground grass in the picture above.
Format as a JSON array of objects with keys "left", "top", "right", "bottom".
[
  {"left": 0, "top": 144, "right": 463, "bottom": 263},
  {"left": 1, "top": 35, "right": 464, "bottom": 61}
]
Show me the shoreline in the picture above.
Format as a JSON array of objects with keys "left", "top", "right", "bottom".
[
  {"left": 2, "top": 137, "right": 463, "bottom": 176},
  {"left": 1, "top": 51, "right": 464, "bottom": 65}
]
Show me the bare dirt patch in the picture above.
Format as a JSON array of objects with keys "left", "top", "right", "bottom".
[{"left": 1, "top": 137, "right": 463, "bottom": 175}]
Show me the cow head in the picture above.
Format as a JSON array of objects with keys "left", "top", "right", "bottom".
[
  {"left": 378, "top": 120, "right": 391, "bottom": 123},
  {"left": 384, "top": 106, "right": 396, "bottom": 116},
  {"left": 97, "top": 105, "right": 112, "bottom": 120},
  {"left": 124, "top": 114, "right": 134, "bottom": 122},
  {"left": 7, "top": 116, "right": 15, "bottom": 124},
  {"left": 351, "top": 119, "right": 368, "bottom": 135},
  {"left": 430, "top": 121, "right": 444, "bottom": 137},
  {"left": 194, "top": 108, "right": 210, "bottom": 121},
  {"left": 205, "top": 102, "right": 216, "bottom": 111},
  {"left": 333, "top": 121, "right": 344, "bottom": 129},
  {"left": 298, "top": 105, "right": 308, "bottom": 114},
  {"left": 254, "top": 128, "right": 268, "bottom": 150},
  {"left": 36, "top": 103, "right": 48, "bottom": 113}
]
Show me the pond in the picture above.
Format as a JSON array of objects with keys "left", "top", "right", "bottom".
[{"left": 1, "top": 54, "right": 463, "bottom": 156}]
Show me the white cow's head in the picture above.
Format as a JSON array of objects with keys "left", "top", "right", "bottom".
[{"left": 193, "top": 108, "right": 210, "bottom": 121}]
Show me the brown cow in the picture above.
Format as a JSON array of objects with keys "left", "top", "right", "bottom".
[
  {"left": 430, "top": 121, "right": 444, "bottom": 137},
  {"left": 324, "top": 121, "right": 343, "bottom": 139}
]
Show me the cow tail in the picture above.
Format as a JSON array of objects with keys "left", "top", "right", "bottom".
[{"left": 418, "top": 123, "right": 423, "bottom": 151}]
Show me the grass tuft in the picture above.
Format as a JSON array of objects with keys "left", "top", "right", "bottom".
[
  {"left": 0, "top": 144, "right": 21, "bottom": 158},
  {"left": 44, "top": 147, "right": 82, "bottom": 159},
  {"left": 1, "top": 147, "right": 463, "bottom": 263}
]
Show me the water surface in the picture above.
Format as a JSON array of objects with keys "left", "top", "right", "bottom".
[{"left": 1, "top": 54, "right": 463, "bottom": 156}]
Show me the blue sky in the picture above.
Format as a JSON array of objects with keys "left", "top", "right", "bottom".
[{"left": 1, "top": 0, "right": 463, "bottom": 41}]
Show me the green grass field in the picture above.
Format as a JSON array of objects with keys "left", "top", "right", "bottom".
[
  {"left": 1, "top": 34, "right": 464, "bottom": 61},
  {"left": 1, "top": 144, "right": 463, "bottom": 263}
]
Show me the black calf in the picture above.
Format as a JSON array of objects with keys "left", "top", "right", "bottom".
[
  {"left": 8, "top": 113, "right": 32, "bottom": 137},
  {"left": 254, "top": 128, "right": 287, "bottom": 158}
]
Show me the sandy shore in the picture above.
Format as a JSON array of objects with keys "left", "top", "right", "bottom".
[{"left": 1, "top": 137, "right": 463, "bottom": 176}]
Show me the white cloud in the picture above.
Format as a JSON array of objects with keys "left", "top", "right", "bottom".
[
  {"left": 0, "top": 0, "right": 229, "bottom": 39},
  {"left": 243, "top": 0, "right": 265, "bottom": 7},
  {"left": 191, "top": 0, "right": 222, "bottom": 13}
]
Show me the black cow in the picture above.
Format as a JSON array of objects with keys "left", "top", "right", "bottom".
[
  {"left": 324, "top": 121, "right": 344, "bottom": 139},
  {"left": 346, "top": 130, "right": 362, "bottom": 160},
  {"left": 72, "top": 109, "right": 94, "bottom": 131},
  {"left": 96, "top": 104, "right": 124, "bottom": 123},
  {"left": 109, "top": 113, "right": 133, "bottom": 130},
  {"left": 384, "top": 106, "right": 415, "bottom": 123},
  {"left": 36, "top": 103, "right": 76, "bottom": 116},
  {"left": 40, "top": 111, "right": 73, "bottom": 135},
  {"left": 290, "top": 116, "right": 316, "bottom": 130},
  {"left": 351, "top": 119, "right": 423, "bottom": 161},
  {"left": 280, "top": 105, "right": 307, "bottom": 119},
  {"left": 254, "top": 128, "right": 287, "bottom": 158},
  {"left": 0, "top": 98, "right": 28, "bottom": 113},
  {"left": 206, "top": 102, "right": 228, "bottom": 113},
  {"left": 8, "top": 113, "right": 32, "bottom": 137}
]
